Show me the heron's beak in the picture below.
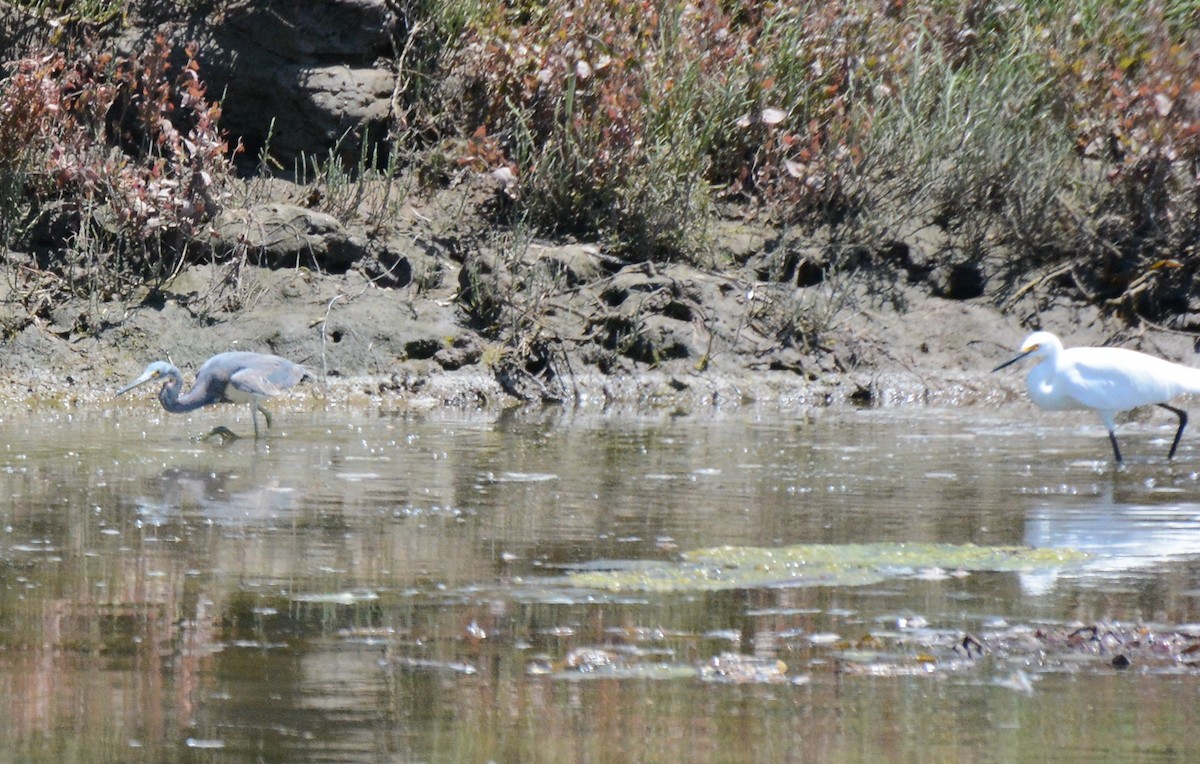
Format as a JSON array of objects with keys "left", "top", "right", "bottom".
[
  {"left": 117, "top": 370, "right": 160, "bottom": 396},
  {"left": 991, "top": 344, "right": 1038, "bottom": 373}
]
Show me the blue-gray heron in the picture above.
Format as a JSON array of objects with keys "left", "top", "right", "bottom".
[{"left": 118, "top": 351, "right": 313, "bottom": 439}]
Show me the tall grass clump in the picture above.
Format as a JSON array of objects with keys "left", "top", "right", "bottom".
[
  {"left": 439, "top": 1, "right": 887, "bottom": 261},
  {"left": 854, "top": 6, "right": 1076, "bottom": 263},
  {"left": 444, "top": 0, "right": 723, "bottom": 263},
  {"left": 829, "top": 1, "right": 1200, "bottom": 316},
  {"left": 434, "top": 1, "right": 1035, "bottom": 262},
  {"left": 1044, "top": 2, "right": 1200, "bottom": 317}
]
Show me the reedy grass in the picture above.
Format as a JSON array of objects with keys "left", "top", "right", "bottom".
[
  {"left": 853, "top": 18, "right": 1074, "bottom": 254},
  {"left": 437, "top": 0, "right": 1197, "bottom": 288}
]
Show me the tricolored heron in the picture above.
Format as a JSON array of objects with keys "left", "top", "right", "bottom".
[
  {"left": 993, "top": 330, "right": 1200, "bottom": 463},
  {"left": 118, "top": 351, "right": 313, "bottom": 439}
]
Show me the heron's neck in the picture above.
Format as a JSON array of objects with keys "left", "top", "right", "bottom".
[{"left": 158, "top": 376, "right": 210, "bottom": 413}]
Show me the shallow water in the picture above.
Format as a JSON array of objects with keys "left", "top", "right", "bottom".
[{"left": 3, "top": 402, "right": 1200, "bottom": 762}]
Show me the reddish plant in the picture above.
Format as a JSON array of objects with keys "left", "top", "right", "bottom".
[{"left": 0, "top": 33, "right": 236, "bottom": 286}]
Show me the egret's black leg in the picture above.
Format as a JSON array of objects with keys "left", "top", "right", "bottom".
[
  {"left": 1158, "top": 404, "right": 1188, "bottom": 459},
  {"left": 1107, "top": 430, "right": 1124, "bottom": 464}
]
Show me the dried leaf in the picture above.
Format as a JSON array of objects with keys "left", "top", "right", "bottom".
[
  {"left": 761, "top": 107, "right": 787, "bottom": 126},
  {"left": 1153, "top": 92, "right": 1173, "bottom": 117},
  {"left": 784, "top": 160, "right": 807, "bottom": 178}
]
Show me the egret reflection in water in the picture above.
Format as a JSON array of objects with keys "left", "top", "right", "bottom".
[{"left": 1021, "top": 478, "right": 1200, "bottom": 595}]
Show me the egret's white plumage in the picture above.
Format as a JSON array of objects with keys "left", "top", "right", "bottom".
[{"left": 993, "top": 331, "right": 1200, "bottom": 462}]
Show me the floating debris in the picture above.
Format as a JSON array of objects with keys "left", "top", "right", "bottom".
[
  {"left": 185, "top": 738, "right": 225, "bottom": 750},
  {"left": 563, "top": 542, "right": 1087, "bottom": 592},
  {"left": 390, "top": 657, "right": 478, "bottom": 675},
  {"left": 566, "top": 647, "right": 620, "bottom": 672},
  {"left": 291, "top": 590, "right": 380, "bottom": 605},
  {"left": 700, "top": 652, "right": 790, "bottom": 684},
  {"left": 487, "top": 472, "right": 558, "bottom": 483}
]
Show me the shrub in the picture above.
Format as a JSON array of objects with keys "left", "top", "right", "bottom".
[
  {"left": 0, "top": 32, "right": 236, "bottom": 303},
  {"left": 444, "top": 0, "right": 714, "bottom": 261},
  {"left": 436, "top": 2, "right": 1032, "bottom": 258},
  {"left": 428, "top": 1, "right": 1198, "bottom": 317}
]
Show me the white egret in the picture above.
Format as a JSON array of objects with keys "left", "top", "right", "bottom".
[{"left": 993, "top": 330, "right": 1200, "bottom": 463}]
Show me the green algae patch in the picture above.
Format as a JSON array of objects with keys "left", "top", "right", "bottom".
[{"left": 565, "top": 543, "right": 1088, "bottom": 593}]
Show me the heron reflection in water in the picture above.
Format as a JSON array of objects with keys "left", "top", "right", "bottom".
[{"left": 118, "top": 351, "right": 313, "bottom": 440}]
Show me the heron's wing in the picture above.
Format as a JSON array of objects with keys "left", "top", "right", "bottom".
[{"left": 228, "top": 355, "right": 311, "bottom": 398}]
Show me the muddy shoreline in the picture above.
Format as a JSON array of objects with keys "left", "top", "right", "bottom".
[
  {"left": 4, "top": 230, "right": 1191, "bottom": 418},
  {"left": 1, "top": 170, "right": 1192, "bottom": 417}
]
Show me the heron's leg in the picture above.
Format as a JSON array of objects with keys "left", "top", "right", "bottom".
[
  {"left": 255, "top": 401, "right": 273, "bottom": 433},
  {"left": 1158, "top": 404, "right": 1188, "bottom": 459},
  {"left": 1107, "top": 431, "right": 1123, "bottom": 463},
  {"left": 249, "top": 402, "right": 273, "bottom": 439}
]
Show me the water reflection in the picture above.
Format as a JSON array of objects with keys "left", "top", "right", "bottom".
[
  {"left": 1, "top": 405, "right": 1200, "bottom": 761},
  {"left": 1022, "top": 477, "right": 1200, "bottom": 600}
]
